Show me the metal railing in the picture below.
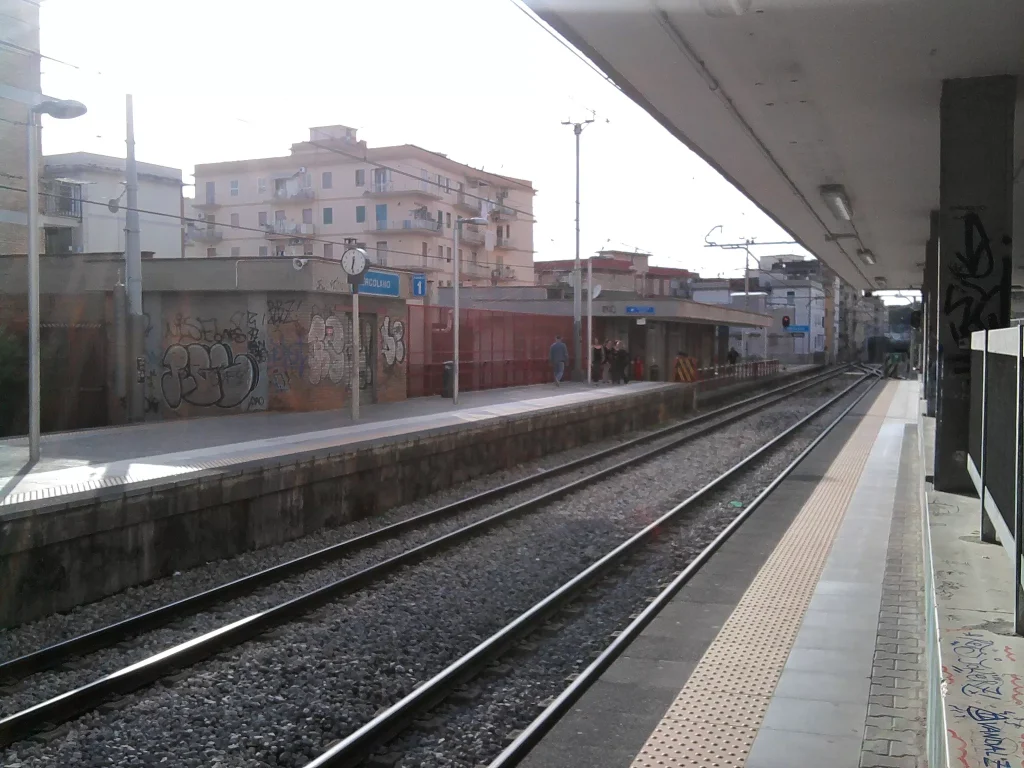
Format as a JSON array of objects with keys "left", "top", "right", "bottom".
[
  {"left": 270, "top": 186, "right": 315, "bottom": 202},
  {"left": 40, "top": 182, "right": 82, "bottom": 219},
  {"left": 968, "top": 327, "right": 1024, "bottom": 635},
  {"left": 495, "top": 235, "right": 515, "bottom": 250},
  {"left": 368, "top": 179, "right": 444, "bottom": 197},
  {"left": 460, "top": 225, "right": 485, "bottom": 246},
  {"left": 264, "top": 221, "right": 316, "bottom": 237},
  {"left": 188, "top": 226, "right": 223, "bottom": 243},
  {"left": 691, "top": 359, "right": 782, "bottom": 390},
  {"left": 370, "top": 218, "right": 442, "bottom": 233}
]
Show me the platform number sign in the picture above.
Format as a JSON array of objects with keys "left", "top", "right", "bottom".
[{"left": 782, "top": 315, "right": 791, "bottom": 329}]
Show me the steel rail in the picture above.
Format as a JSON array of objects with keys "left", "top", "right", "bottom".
[
  {"left": 302, "top": 372, "right": 876, "bottom": 767},
  {"left": 0, "top": 366, "right": 841, "bottom": 685},
  {"left": 0, "top": 367, "right": 845, "bottom": 746}
]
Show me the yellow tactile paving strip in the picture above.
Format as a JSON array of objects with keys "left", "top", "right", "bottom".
[{"left": 630, "top": 382, "right": 897, "bottom": 768}]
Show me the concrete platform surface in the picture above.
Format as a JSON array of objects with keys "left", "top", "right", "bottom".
[
  {"left": 520, "top": 380, "right": 931, "bottom": 768},
  {"left": 0, "top": 381, "right": 672, "bottom": 509}
]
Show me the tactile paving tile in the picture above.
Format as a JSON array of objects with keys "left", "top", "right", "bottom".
[{"left": 630, "top": 383, "right": 897, "bottom": 768}]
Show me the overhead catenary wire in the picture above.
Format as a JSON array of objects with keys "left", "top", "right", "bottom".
[{"left": 0, "top": 181, "right": 528, "bottom": 274}]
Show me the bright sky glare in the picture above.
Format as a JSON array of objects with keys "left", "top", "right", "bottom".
[{"left": 35, "top": 0, "right": 813, "bottom": 277}]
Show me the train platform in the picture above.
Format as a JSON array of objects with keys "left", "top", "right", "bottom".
[
  {"left": 0, "top": 381, "right": 673, "bottom": 511},
  {"left": 519, "top": 379, "right": 939, "bottom": 768}
]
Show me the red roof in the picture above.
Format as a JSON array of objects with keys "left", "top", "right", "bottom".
[{"left": 535, "top": 260, "right": 694, "bottom": 278}]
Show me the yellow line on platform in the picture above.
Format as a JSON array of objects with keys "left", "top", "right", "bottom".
[{"left": 630, "top": 382, "right": 898, "bottom": 768}]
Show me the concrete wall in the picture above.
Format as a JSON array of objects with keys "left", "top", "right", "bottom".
[
  {"left": 0, "top": 383, "right": 693, "bottom": 627},
  {"left": 141, "top": 290, "right": 408, "bottom": 419}
]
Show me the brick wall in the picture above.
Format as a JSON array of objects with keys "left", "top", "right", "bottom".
[
  {"left": 142, "top": 290, "right": 408, "bottom": 420},
  {"left": 0, "top": 0, "right": 40, "bottom": 255}
]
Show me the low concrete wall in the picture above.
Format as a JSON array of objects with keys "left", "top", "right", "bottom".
[{"left": 0, "top": 384, "right": 694, "bottom": 627}]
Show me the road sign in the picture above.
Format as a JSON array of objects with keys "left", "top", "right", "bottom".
[
  {"left": 412, "top": 273, "right": 426, "bottom": 297},
  {"left": 636, "top": 318, "right": 647, "bottom": 326},
  {"left": 625, "top": 305, "right": 656, "bottom": 315},
  {"left": 787, "top": 325, "right": 811, "bottom": 333}
]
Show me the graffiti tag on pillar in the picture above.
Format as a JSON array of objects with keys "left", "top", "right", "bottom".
[
  {"left": 308, "top": 314, "right": 348, "bottom": 384},
  {"left": 380, "top": 316, "right": 406, "bottom": 369},
  {"left": 161, "top": 342, "right": 259, "bottom": 409},
  {"left": 942, "top": 212, "right": 1011, "bottom": 349}
]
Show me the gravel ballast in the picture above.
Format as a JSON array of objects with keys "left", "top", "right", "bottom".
[{"left": 2, "top": 374, "right": 866, "bottom": 767}]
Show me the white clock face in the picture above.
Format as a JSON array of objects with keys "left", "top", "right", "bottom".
[{"left": 342, "top": 248, "right": 367, "bottom": 276}]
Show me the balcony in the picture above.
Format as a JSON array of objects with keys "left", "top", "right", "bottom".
[
  {"left": 189, "top": 226, "right": 223, "bottom": 244},
  {"left": 39, "top": 181, "right": 81, "bottom": 220},
  {"left": 268, "top": 186, "right": 316, "bottom": 203},
  {"left": 195, "top": 197, "right": 220, "bottom": 210},
  {"left": 454, "top": 192, "right": 482, "bottom": 215},
  {"left": 490, "top": 204, "right": 518, "bottom": 222},
  {"left": 364, "top": 178, "right": 444, "bottom": 200},
  {"left": 369, "top": 218, "right": 443, "bottom": 234},
  {"left": 495, "top": 235, "right": 516, "bottom": 250},
  {"left": 459, "top": 225, "right": 485, "bottom": 246},
  {"left": 264, "top": 221, "right": 317, "bottom": 239}
]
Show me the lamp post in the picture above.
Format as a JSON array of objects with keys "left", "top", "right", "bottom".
[
  {"left": 562, "top": 118, "right": 594, "bottom": 381},
  {"left": 452, "top": 216, "right": 487, "bottom": 405},
  {"left": 26, "top": 98, "right": 87, "bottom": 462}
]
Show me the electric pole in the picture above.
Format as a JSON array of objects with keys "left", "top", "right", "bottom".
[
  {"left": 125, "top": 94, "right": 144, "bottom": 420},
  {"left": 563, "top": 117, "right": 594, "bottom": 381}
]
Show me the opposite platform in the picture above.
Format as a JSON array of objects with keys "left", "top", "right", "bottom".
[{"left": 520, "top": 379, "right": 926, "bottom": 768}]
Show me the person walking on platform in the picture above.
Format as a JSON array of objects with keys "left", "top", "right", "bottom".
[
  {"left": 612, "top": 340, "right": 630, "bottom": 384},
  {"left": 727, "top": 346, "right": 740, "bottom": 366},
  {"left": 602, "top": 339, "right": 614, "bottom": 383},
  {"left": 591, "top": 338, "right": 604, "bottom": 384},
  {"left": 549, "top": 334, "right": 569, "bottom": 386}
]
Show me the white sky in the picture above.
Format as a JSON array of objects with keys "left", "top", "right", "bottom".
[{"left": 34, "top": 0, "right": 814, "bottom": 278}]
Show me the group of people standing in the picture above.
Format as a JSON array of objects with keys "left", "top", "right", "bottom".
[
  {"left": 591, "top": 338, "right": 632, "bottom": 385},
  {"left": 547, "top": 336, "right": 633, "bottom": 386}
]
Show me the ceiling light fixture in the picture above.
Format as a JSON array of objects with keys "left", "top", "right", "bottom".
[
  {"left": 857, "top": 249, "right": 876, "bottom": 265},
  {"left": 819, "top": 184, "right": 853, "bottom": 222},
  {"left": 875, "top": 276, "right": 888, "bottom": 288}
]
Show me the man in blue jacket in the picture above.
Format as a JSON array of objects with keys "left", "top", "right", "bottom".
[{"left": 549, "top": 335, "right": 569, "bottom": 386}]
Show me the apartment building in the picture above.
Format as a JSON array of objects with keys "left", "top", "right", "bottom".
[
  {"left": 188, "top": 126, "right": 535, "bottom": 288},
  {"left": 41, "top": 153, "right": 184, "bottom": 258},
  {"left": 535, "top": 250, "right": 694, "bottom": 297},
  {"left": 0, "top": 0, "right": 41, "bottom": 254}
]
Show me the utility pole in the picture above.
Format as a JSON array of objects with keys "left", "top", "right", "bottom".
[
  {"left": 125, "top": 94, "right": 144, "bottom": 421},
  {"left": 563, "top": 117, "right": 593, "bottom": 381}
]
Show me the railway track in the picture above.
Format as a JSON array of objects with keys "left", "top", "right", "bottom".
[
  {"left": 0, "top": 366, "right": 864, "bottom": 754},
  {"left": 296, "top": 370, "right": 879, "bottom": 767}
]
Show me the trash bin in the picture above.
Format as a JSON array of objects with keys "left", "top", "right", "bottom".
[
  {"left": 441, "top": 361, "right": 455, "bottom": 399},
  {"left": 650, "top": 363, "right": 660, "bottom": 381}
]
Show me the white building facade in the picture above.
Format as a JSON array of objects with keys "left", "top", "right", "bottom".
[
  {"left": 40, "top": 153, "right": 184, "bottom": 258},
  {"left": 187, "top": 126, "right": 535, "bottom": 289}
]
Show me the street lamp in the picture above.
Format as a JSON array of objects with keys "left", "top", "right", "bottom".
[
  {"left": 26, "top": 98, "right": 87, "bottom": 462},
  {"left": 452, "top": 215, "right": 487, "bottom": 405}
]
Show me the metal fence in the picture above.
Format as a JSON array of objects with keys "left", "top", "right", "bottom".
[
  {"left": 407, "top": 306, "right": 576, "bottom": 397},
  {"left": 968, "top": 327, "right": 1024, "bottom": 635},
  {"left": 693, "top": 360, "right": 782, "bottom": 392}
]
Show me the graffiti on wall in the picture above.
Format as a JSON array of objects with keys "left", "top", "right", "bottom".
[
  {"left": 306, "top": 312, "right": 374, "bottom": 390},
  {"left": 942, "top": 212, "right": 1011, "bottom": 349},
  {"left": 380, "top": 315, "right": 406, "bottom": 370},
  {"left": 161, "top": 342, "right": 259, "bottom": 409}
]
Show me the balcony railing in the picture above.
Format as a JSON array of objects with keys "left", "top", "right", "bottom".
[
  {"left": 369, "top": 218, "right": 443, "bottom": 233},
  {"left": 459, "top": 225, "right": 485, "bottom": 246},
  {"left": 264, "top": 221, "right": 317, "bottom": 238},
  {"left": 495, "top": 235, "right": 515, "bottom": 250},
  {"left": 366, "top": 179, "right": 444, "bottom": 199},
  {"left": 455, "top": 192, "right": 481, "bottom": 214},
  {"left": 270, "top": 186, "right": 316, "bottom": 203},
  {"left": 189, "top": 226, "right": 223, "bottom": 243},
  {"left": 40, "top": 182, "right": 82, "bottom": 219},
  {"left": 490, "top": 204, "right": 517, "bottom": 221}
]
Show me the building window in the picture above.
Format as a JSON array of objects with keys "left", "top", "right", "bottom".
[
  {"left": 471, "top": 250, "right": 478, "bottom": 264},
  {"left": 324, "top": 242, "right": 334, "bottom": 259},
  {"left": 259, "top": 245, "right": 269, "bottom": 257},
  {"left": 204, "top": 181, "right": 215, "bottom": 204},
  {"left": 230, "top": 212, "right": 239, "bottom": 227},
  {"left": 356, "top": 205, "right": 366, "bottom": 223},
  {"left": 438, "top": 245, "right": 444, "bottom": 263},
  {"left": 302, "top": 208, "right": 313, "bottom": 224},
  {"left": 231, "top": 246, "right": 241, "bottom": 257},
  {"left": 437, "top": 210, "right": 443, "bottom": 226},
  {"left": 355, "top": 169, "right": 365, "bottom": 187},
  {"left": 505, "top": 224, "right": 510, "bottom": 238},
  {"left": 257, "top": 177, "right": 267, "bottom": 194},
  {"left": 275, "top": 209, "right": 285, "bottom": 221},
  {"left": 446, "top": 212, "right": 452, "bottom": 228},
  {"left": 323, "top": 207, "right": 333, "bottom": 225},
  {"left": 376, "top": 241, "right": 388, "bottom": 266},
  {"left": 322, "top": 171, "right": 332, "bottom": 189},
  {"left": 258, "top": 211, "right": 268, "bottom": 226},
  {"left": 422, "top": 242, "right": 428, "bottom": 258},
  {"left": 304, "top": 241, "right": 314, "bottom": 256},
  {"left": 446, "top": 246, "right": 452, "bottom": 262},
  {"left": 230, "top": 180, "right": 239, "bottom": 197},
  {"left": 375, "top": 203, "right": 387, "bottom": 222},
  {"left": 207, "top": 247, "right": 216, "bottom": 258},
  {"left": 458, "top": 248, "right": 463, "bottom": 266}
]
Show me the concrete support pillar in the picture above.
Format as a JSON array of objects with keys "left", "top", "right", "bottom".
[
  {"left": 924, "top": 211, "right": 939, "bottom": 416},
  {"left": 934, "top": 76, "right": 1016, "bottom": 493}
]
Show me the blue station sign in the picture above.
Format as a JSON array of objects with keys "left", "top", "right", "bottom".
[
  {"left": 359, "top": 270, "right": 402, "bottom": 297},
  {"left": 625, "top": 305, "right": 656, "bottom": 315}
]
